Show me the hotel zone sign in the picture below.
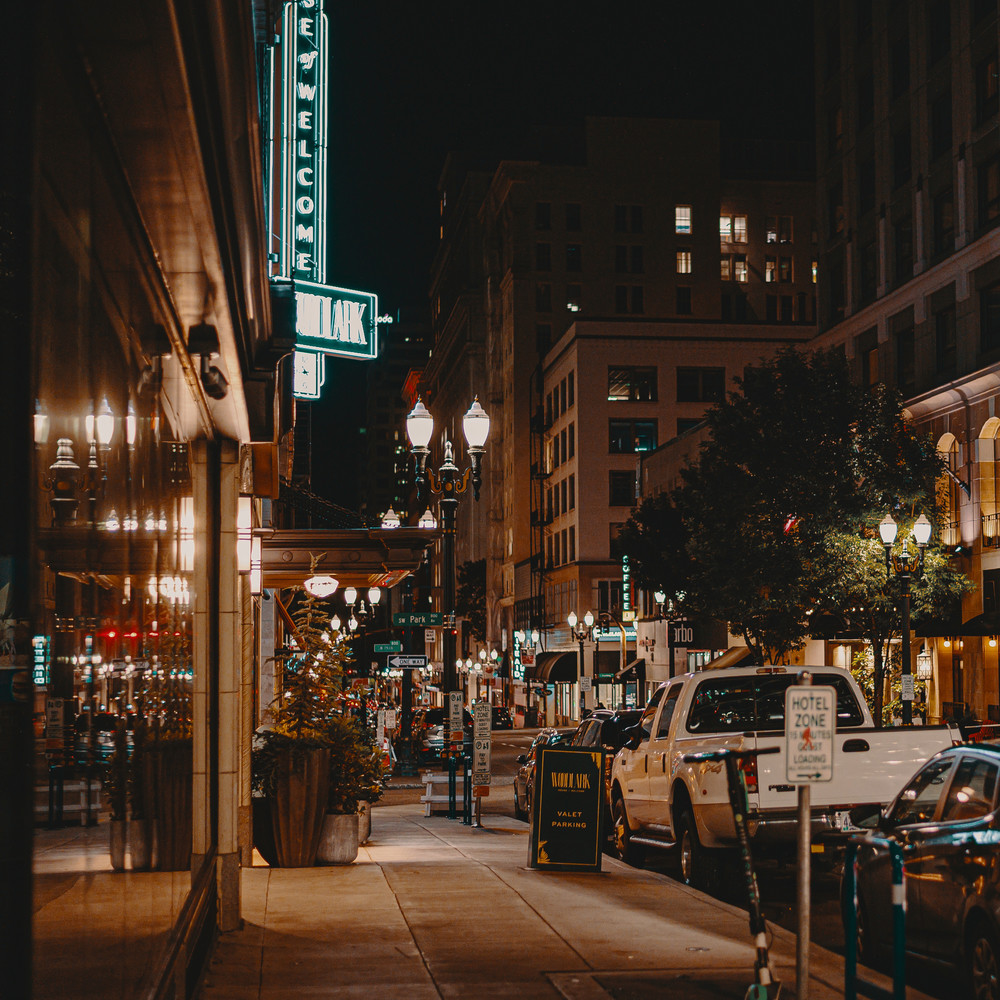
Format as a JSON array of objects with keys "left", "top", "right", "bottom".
[{"left": 785, "top": 685, "right": 836, "bottom": 783}]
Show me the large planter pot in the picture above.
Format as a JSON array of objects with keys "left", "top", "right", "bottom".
[
  {"left": 152, "top": 738, "right": 193, "bottom": 871},
  {"left": 109, "top": 819, "right": 126, "bottom": 871},
  {"left": 270, "top": 746, "right": 330, "bottom": 868},
  {"left": 316, "top": 812, "right": 359, "bottom": 865},
  {"left": 252, "top": 797, "right": 279, "bottom": 867},
  {"left": 358, "top": 801, "right": 371, "bottom": 844},
  {"left": 129, "top": 818, "right": 152, "bottom": 871}
]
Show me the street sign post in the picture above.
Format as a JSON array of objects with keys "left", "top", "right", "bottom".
[
  {"left": 387, "top": 654, "right": 427, "bottom": 670},
  {"left": 374, "top": 641, "right": 401, "bottom": 653},
  {"left": 785, "top": 676, "right": 836, "bottom": 1000},
  {"left": 392, "top": 612, "right": 443, "bottom": 627},
  {"left": 447, "top": 691, "right": 464, "bottom": 745},
  {"left": 472, "top": 703, "right": 491, "bottom": 785}
]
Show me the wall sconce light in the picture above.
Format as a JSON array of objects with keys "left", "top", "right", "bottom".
[
  {"left": 34, "top": 401, "right": 49, "bottom": 446},
  {"left": 991, "top": 636, "right": 998, "bottom": 649},
  {"left": 418, "top": 507, "right": 437, "bottom": 529},
  {"left": 250, "top": 535, "right": 262, "bottom": 596},
  {"left": 916, "top": 646, "right": 933, "bottom": 679},
  {"left": 237, "top": 496, "right": 252, "bottom": 573},
  {"left": 126, "top": 400, "right": 137, "bottom": 448},
  {"left": 188, "top": 324, "right": 229, "bottom": 400}
]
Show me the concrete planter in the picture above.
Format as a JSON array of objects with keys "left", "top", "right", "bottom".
[
  {"left": 271, "top": 746, "right": 330, "bottom": 867},
  {"left": 358, "top": 800, "right": 371, "bottom": 844},
  {"left": 109, "top": 819, "right": 126, "bottom": 871},
  {"left": 316, "top": 812, "right": 359, "bottom": 865}
]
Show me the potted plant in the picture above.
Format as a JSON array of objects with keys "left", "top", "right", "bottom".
[
  {"left": 102, "top": 718, "right": 128, "bottom": 871},
  {"left": 252, "top": 556, "right": 350, "bottom": 867},
  {"left": 316, "top": 716, "right": 383, "bottom": 864}
]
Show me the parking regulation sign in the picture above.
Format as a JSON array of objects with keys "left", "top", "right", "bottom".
[
  {"left": 785, "top": 685, "right": 836, "bottom": 783},
  {"left": 472, "top": 702, "right": 491, "bottom": 784}
]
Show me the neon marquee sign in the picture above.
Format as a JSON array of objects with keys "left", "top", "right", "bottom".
[{"left": 268, "top": 0, "right": 379, "bottom": 400}]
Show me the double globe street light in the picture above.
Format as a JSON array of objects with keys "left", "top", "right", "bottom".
[
  {"left": 406, "top": 397, "right": 490, "bottom": 699},
  {"left": 879, "top": 512, "right": 932, "bottom": 725}
]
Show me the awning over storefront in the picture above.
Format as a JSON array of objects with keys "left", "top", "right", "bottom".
[
  {"left": 959, "top": 613, "right": 1000, "bottom": 636},
  {"left": 615, "top": 657, "right": 646, "bottom": 682},
  {"left": 527, "top": 651, "right": 579, "bottom": 683},
  {"left": 913, "top": 612, "right": 965, "bottom": 638},
  {"left": 704, "top": 646, "right": 754, "bottom": 670}
]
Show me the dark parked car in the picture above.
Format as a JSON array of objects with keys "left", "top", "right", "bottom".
[
  {"left": 411, "top": 706, "right": 473, "bottom": 761},
  {"left": 569, "top": 708, "right": 642, "bottom": 831},
  {"left": 513, "top": 727, "right": 575, "bottom": 820},
  {"left": 850, "top": 742, "right": 1000, "bottom": 997}
]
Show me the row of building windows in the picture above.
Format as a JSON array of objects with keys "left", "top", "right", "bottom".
[
  {"left": 545, "top": 372, "right": 575, "bottom": 426},
  {"left": 603, "top": 365, "right": 726, "bottom": 405},
  {"left": 534, "top": 203, "right": 806, "bottom": 245},
  {"left": 546, "top": 526, "right": 577, "bottom": 568},
  {"left": 547, "top": 475, "right": 576, "bottom": 520},
  {"left": 547, "top": 423, "right": 576, "bottom": 471}
]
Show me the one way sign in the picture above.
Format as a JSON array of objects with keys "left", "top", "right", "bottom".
[{"left": 387, "top": 655, "right": 428, "bottom": 669}]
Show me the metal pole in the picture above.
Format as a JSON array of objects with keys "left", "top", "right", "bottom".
[
  {"left": 796, "top": 670, "right": 813, "bottom": 999},
  {"left": 441, "top": 495, "right": 457, "bottom": 696},
  {"left": 901, "top": 571, "right": 912, "bottom": 725},
  {"left": 796, "top": 783, "right": 811, "bottom": 999},
  {"left": 577, "top": 636, "right": 583, "bottom": 719},
  {"left": 843, "top": 843, "right": 859, "bottom": 1000}
]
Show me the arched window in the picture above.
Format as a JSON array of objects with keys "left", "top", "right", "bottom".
[
  {"left": 937, "top": 433, "right": 962, "bottom": 548},
  {"left": 979, "top": 419, "right": 1000, "bottom": 546}
]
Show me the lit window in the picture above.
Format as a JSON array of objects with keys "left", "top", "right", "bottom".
[
  {"left": 675, "top": 205, "right": 692, "bottom": 234},
  {"left": 812, "top": 259, "right": 818, "bottom": 283},
  {"left": 720, "top": 256, "right": 732, "bottom": 280},
  {"left": 765, "top": 257, "right": 776, "bottom": 283},
  {"left": 766, "top": 217, "right": 778, "bottom": 243},
  {"left": 734, "top": 255, "right": 748, "bottom": 282},
  {"left": 733, "top": 216, "right": 748, "bottom": 243},
  {"left": 676, "top": 250, "right": 692, "bottom": 274},
  {"left": 719, "top": 215, "right": 733, "bottom": 240},
  {"left": 566, "top": 284, "right": 582, "bottom": 312}
]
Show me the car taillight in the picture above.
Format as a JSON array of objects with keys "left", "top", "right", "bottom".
[{"left": 741, "top": 755, "right": 758, "bottom": 795}]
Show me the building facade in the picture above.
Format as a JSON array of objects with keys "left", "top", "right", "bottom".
[{"left": 811, "top": 0, "right": 1000, "bottom": 721}]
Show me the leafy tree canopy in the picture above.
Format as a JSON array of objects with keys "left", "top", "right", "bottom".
[
  {"left": 456, "top": 558, "right": 486, "bottom": 644},
  {"left": 619, "top": 347, "right": 972, "bottom": 684}
]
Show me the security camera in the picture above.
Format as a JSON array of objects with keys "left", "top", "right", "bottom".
[{"left": 199, "top": 355, "right": 229, "bottom": 400}]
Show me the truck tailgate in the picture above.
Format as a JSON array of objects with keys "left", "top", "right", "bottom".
[{"left": 754, "top": 726, "right": 958, "bottom": 812}]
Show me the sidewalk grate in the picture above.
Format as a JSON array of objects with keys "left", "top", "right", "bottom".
[{"left": 594, "top": 970, "right": 775, "bottom": 999}]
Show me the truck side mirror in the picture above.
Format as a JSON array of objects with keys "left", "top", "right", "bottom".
[{"left": 622, "top": 726, "right": 643, "bottom": 751}]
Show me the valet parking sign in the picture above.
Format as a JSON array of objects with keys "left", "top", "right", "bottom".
[{"left": 785, "top": 685, "right": 836, "bottom": 783}]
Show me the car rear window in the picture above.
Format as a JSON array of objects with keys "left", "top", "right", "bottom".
[{"left": 686, "top": 672, "right": 865, "bottom": 734}]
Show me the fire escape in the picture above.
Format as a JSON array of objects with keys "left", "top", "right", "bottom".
[{"left": 527, "top": 364, "right": 550, "bottom": 634}]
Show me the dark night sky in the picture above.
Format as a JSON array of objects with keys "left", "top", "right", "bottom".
[{"left": 312, "top": 1, "right": 816, "bottom": 508}]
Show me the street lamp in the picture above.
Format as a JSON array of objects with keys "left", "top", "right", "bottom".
[
  {"left": 406, "top": 396, "right": 489, "bottom": 698},
  {"left": 343, "top": 585, "right": 383, "bottom": 727},
  {"left": 879, "top": 512, "right": 932, "bottom": 725},
  {"left": 568, "top": 611, "right": 595, "bottom": 718}
]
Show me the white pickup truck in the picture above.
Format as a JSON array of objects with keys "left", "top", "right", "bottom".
[{"left": 609, "top": 664, "right": 961, "bottom": 889}]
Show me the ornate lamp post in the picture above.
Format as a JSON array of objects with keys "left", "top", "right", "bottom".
[
  {"left": 406, "top": 397, "right": 489, "bottom": 699},
  {"left": 879, "top": 512, "right": 932, "bottom": 725},
  {"left": 567, "top": 611, "right": 595, "bottom": 718}
]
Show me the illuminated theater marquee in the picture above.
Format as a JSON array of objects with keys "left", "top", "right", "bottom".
[{"left": 295, "top": 282, "right": 378, "bottom": 361}]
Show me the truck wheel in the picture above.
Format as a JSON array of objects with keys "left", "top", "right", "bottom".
[
  {"left": 678, "top": 809, "right": 716, "bottom": 892},
  {"left": 612, "top": 794, "right": 645, "bottom": 866}
]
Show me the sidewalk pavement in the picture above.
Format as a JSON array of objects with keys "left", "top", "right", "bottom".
[{"left": 199, "top": 801, "right": 925, "bottom": 1000}]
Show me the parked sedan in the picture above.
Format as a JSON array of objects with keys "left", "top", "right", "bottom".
[
  {"left": 850, "top": 741, "right": 1000, "bottom": 998},
  {"left": 513, "top": 728, "right": 575, "bottom": 820},
  {"left": 411, "top": 707, "right": 473, "bottom": 761}
]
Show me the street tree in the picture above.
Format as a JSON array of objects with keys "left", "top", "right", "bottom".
[{"left": 619, "top": 348, "right": 971, "bottom": 692}]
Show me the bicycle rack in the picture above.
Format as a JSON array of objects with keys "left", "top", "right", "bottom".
[{"left": 843, "top": 837, "right": 906, "bottom": 1000}]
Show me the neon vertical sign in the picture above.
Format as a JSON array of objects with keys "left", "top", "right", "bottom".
[{"left": 278, "top": 0, "right": 328, "bottom": 284}]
